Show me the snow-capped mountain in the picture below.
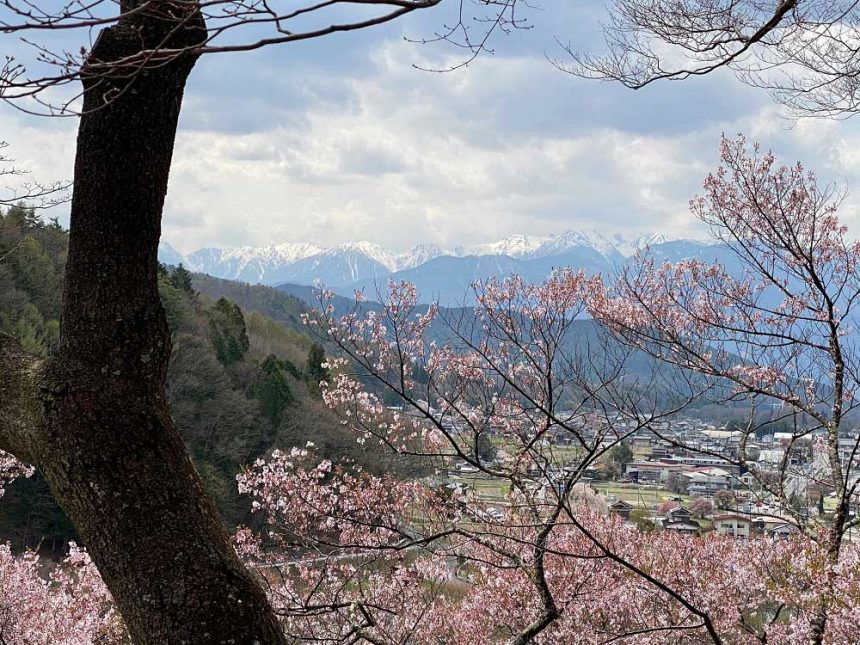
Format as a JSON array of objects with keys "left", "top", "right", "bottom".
[
  {"left": 157, "top": 228, "right": 714, "bottom": 303},
  {"left": 466, "top": 234, "right": 552, "bottom": 259},
  {"left": 529, "top": 229, "right": 623, "bottom": 262},
  {"left": 610, "top": 233, "right": 671, "bottom": 256},
  {"left": 332, "top": 242, "right": 449, "bottom": 272},
  {"left": 157, "top": 241, "right": 189, "bottom": 268},
  {"left": 178, "top": 243, "right": 322, "bottom": 284},
  {"left": 275, "top": 246, "right": 390, "bottom": 287},
  {"left": 345, "top": 246, "right": 614, "bottom": 306},
  {"left": 463, "top": 229, "right": 625, "bottom": 262}
]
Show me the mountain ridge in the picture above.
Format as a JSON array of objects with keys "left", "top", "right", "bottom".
[{"left": 159, "top": 228, "right": 712, "bottom": 289}]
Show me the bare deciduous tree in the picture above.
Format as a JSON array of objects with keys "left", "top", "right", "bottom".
[
  {"left": 0, "top": 140, "right": 68, "bottom": 207},
  {"left": 559, "top": 0, "right": 860, "bottom": 118}
]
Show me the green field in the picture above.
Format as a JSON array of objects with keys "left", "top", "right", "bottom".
[
  {"left": 449, "top": 473, "right": 693, "bottom": 512},
  {"left": 591, "top": 483, "right": 692, "bottom": 509}
]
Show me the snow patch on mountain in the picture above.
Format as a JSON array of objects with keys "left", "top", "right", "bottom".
[
  {"left": 610, "top": 233, "right": 672, "bottom": 256},
  {"left": 185, "top": 243, "right": 323, "bottom": 283},
  {"left": 467, "top": 234, "right": 552, "bottom": 259},
  {"left": 204, "top": 242, "right": 323, "bottom": 267},
  {"left": 532, "top": 228, "right": 622, "bottom": 261},
  {"left": 322, "top": 241, "right": 449, "bottom": 272},
  {"left": 166, "top": 227, "right": 707, "bottom": 287}
]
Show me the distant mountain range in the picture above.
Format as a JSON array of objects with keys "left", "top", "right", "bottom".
[{"left": 159, "top": 229, "right": 728, "bottom": 305}]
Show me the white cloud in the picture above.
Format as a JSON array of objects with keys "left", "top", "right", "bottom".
[
  {"left": 0, "top": 115, "right": 76, "bottom": 208},
  {"left": 160, "top": 49, "right": 727, "bottom": 253},
  {"left": 8, "top": 28, "right": 860, "bottom": 255}
]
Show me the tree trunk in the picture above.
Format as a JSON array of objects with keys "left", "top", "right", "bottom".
[
  {"left": 2, "top": 4, "right": 286, "bottom": 643},
  {"left": 807, "top": 471, "right": 847, "bottom": 645}
]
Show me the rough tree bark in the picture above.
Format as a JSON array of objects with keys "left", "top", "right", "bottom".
[{"left": 0, "top": 3, "right": 286, "bottom": 643}]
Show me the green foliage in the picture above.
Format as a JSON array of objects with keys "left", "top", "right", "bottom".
[
  {"left": 254, "top": 355, "right": 295, "bottom": 426},
  {"left": 305, "top": 343, "right": 331, "bottom": 395},
  {"left": 594, "top": 443, "right": 634, "bottom": 481},
  {"left": 282, "top": 358, "right": 301, "bottom": 379},
  {"left": 193, "top": 273, "right": 309, "bottom": 336},
  {"left": 0, "top": 204, "right": 66, "bottom": 357},
  {"left": 169, "top": 263, "right": 195, "bottom": 294},
  {"left": 1, "top": 302, "right": 59, "bottom": 356},
  {"left": 607, "top": 443, "right": 633, "bottom": 466},
  {"left": 209, "top": 297, "right": 250, "bottom": 366},
  {"left": 0, "top": 214, "right": 424, "bottom": 551},
  {"left": 158, "top": 276, "right": 191, "bottom": 334}
]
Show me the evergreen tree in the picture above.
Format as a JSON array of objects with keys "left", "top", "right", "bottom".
[
  {"left": 306, "top": 343, "right": 330, "bottom": 384},
  {"left": 607, "top": 443, "right": 633, "bottom": 467},
  {"left": 475, "top": 433, "right": 497, "bottom": 464},
  {"left": 209, "top": 297, "right": 250, "bottom": 366},
  {"left": 169, "top": 263, "right": 194, "bottom": 294},
  {"left": 5, "top": 202, "right": 40, "bottom": 228},
  {"left": 0, "top": 204, "right": 65, "bottom": 355},
  {"left": 254, "top": 355, "right": 294, "bottom": 426}
]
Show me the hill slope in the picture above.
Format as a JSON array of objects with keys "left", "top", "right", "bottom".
[{"left": 0, "top": 207, "right": 414, "bottom": 551}]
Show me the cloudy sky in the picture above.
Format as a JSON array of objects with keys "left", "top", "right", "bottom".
[{"left": 3, "top": 0, "right": 860, "bottom": 254}]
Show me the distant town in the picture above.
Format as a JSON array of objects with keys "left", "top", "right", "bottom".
[{"left": 429, "top": 411, "right": 857, "bottom": 540}]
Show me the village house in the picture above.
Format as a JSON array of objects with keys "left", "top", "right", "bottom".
[
  {"left": 680, "top": 467, "right": 732, "bottom": 496},
  {"left": 767, "top": 523, "right": 798, "bottom": 540},
  {"left": 609, "top": 500, "right": 634, "bottom": 521},
  {"left": 624, "top": 461, "right": 681, "bottom": 484},
  {"left": 659, "top": 506, "right": 701, "bottom": 535},
  {"left": 751, "top": 517, "right": 800, "bottom": 540},
  {"left": 713, "top": 513, "right": 752, "bottom": 538}
]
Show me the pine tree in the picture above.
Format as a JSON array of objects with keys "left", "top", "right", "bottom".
[
  {"left": 209, "top": 297, "right": 250, "bottom": 366},
  {"left": 169, "top": 263, "right": 194, "bottom": 294},
  {"left": 306, "top": 343, "right": 330, "bottom": 384},
  {"left": 254, "top": 355, "right": 294, "bottom": 426}
]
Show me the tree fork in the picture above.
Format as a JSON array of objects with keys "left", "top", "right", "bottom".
[{"left": 2, "top": 3, "right": 286, "bottom": 643}]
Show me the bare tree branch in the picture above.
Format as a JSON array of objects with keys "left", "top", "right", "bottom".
[
  {"left": 0, "top": 140, "right": 69, "bottom": 206},
  {"left": 557, "top": 0, "right": 860, "bottom": 118},
  {"left": 0, "top": 0, "right": 531, "bottom": 115}
]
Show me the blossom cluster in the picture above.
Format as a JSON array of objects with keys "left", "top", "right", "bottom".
[{"left": 235, "top": 454, "right": 860, "bottom": 644}]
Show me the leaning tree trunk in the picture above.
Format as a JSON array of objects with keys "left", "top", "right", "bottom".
[{"left": 1, "top": 3, "right": 285, "bottom": 643}]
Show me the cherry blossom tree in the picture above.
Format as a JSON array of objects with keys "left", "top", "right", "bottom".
[
  {"left": 3, "top": 1, "right": 860, "bottom": 635},
  {"left": 689, "top": 498, "right": 714, "bottom": 518},
  {"left": 590, "top": 135, "right": 860, "bottom": 644},
  {"left": 6, "top": 135, "right": 860, "bottom": 641},
  {"left": 0, "top": 457, "right": 122, "bottom": 644},
  {"left": 243, "top": 207, "right": 860, "bottom": 643},
  {"left": 0, "top": 543, "right": 124, "bottom": 644},
  {"left": 0, "top": 451, "right": 32, "bottom": 497},
  {"left": 239, "top": 442, "right": 849, "bottom": 644},
  {"left": 656, "top": 500, "right": 677, "bottom": 514}
]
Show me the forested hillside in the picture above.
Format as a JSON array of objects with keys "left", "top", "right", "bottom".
[
  {"left": 0, "top": 205, "right": 408, "bottom": 551},
  {"left": 0, "top": 205, "right": 65, "bottom": 358}
]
